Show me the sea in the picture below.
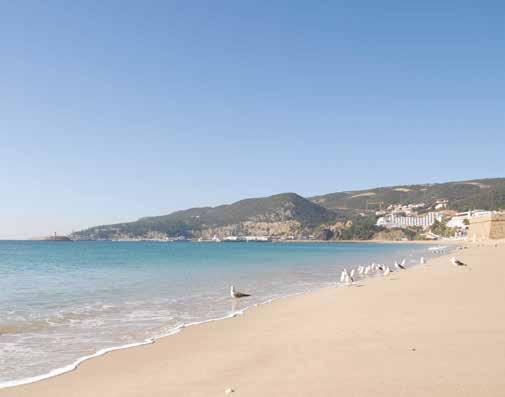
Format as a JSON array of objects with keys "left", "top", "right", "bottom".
[{"left": 0, "top": 240, "right": 443, "bottom": 387}]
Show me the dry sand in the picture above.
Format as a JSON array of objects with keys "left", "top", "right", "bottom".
[{"left": 2, "top": 242, "right": 505, "bottom": 397}]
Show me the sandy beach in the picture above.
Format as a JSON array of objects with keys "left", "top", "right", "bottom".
[{"left": 2, "top": 241, "right": 504, "bottom": 397}]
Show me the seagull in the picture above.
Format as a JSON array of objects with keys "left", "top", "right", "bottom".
[
  {"left": 383, "top": 266, "right": 391, "bottom": 276},
  {"left": 400, "top": 258, "right": 406, "bottom": 267},
  {"left": 340, "top": 269, "right": 348, "bottom": 283},
  {"left": 345, "top": 274, "right": 354, "bottom": 285},
  {"left": 230, "top": 285, "right": 251, "bottom": 299},
  {"left": 420, "top": 257, "right": 425, "bottom": 264},
  {"left": 395, "top": 261, "right": 406, "bottom": 270},
  {"left": 451, "top": 257, "right": 467, "bottom": 267}
]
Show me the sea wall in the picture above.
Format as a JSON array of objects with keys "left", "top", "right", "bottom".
[{"left": 469, "top": 213, "right": 505, "bottom": 240}]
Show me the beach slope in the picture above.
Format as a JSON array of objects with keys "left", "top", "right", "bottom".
[{"left": 2, "top": 244, "right": 505, "bottom": 396}]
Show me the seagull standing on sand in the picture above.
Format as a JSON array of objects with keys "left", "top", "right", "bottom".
[
  {"left": 340, "top": 269, "right": 348, "bottom": 283},
  {"left": 420, "top": 257, "right": 425, "bottom": 264},
  {"left": 230, "top": 285, "right": 251, "bottom": 299},
  {"left": 383, "top": 266, "right": 391, "bottom": 276},
  {"left": 451, "top": 257, "right": 467, "bottom": 267}
]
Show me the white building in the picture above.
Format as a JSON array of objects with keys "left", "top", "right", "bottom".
[
  {"left": 377, "top": 212, "right": 443, "bottom": 229},
  {"left": 447, "top": 210, "right": 492, "bottom": 229}
]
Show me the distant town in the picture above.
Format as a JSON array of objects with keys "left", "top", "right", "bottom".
[{"left": 374, "top": 199, "right": 502, "bottom": 240}]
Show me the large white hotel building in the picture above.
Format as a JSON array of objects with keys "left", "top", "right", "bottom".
[{"left": 376, "top": 212, "right": 443, "bottom": 229}]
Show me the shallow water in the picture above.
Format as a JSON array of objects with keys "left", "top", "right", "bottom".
[{"left": 0, "top": 240, "right": 435, "bottom": 385}]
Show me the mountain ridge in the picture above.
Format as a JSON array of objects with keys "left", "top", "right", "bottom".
[
  {"left": 309, "top": 177, "right": 505, "bottom": 212},
  {"left": 72, "top": 177, "right": 505, "bottom": 240},
  {"left": 72, "top": 192, "right": 343, "bottom": 240}
]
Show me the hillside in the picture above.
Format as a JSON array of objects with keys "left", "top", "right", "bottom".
[
  {"left": 73, "top": 178, "right": 505, "bottom": 241},
  {"left": 73, "top": 193, "right": 343, "bottom": 240},
  {"left": 310, "top": 178, "right": 505, "bottom": 212}
]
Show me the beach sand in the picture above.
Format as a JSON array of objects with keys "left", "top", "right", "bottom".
[{"left": 2, "top": 242, "right": 504, "bottom": 396}]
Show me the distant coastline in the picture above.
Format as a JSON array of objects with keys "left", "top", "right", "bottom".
[
  {"left": 29, "top": 235, "right": 73, "bottom": 242},
  {"left": 71, "top": 177, "right": 505, "bottom": 243}
]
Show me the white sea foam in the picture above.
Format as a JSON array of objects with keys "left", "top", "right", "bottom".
[
  {"left": 0, "top": 290, "right": 315, "bottom": 389},
  {"left": 428, "top": 245, "right": 448, "bottom": 251}
]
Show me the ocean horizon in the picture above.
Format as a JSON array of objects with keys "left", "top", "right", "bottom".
[{"left": 0, "top": 240, "right": 439, "bottom": 386}]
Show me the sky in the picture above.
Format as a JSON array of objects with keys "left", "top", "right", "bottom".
[{"left": 1, "top": 1, "right": 504, "bottom": 238}]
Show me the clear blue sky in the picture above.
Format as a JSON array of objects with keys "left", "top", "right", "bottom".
[{"left": 1, "top": 1, "right": 504, "bottom": 238}]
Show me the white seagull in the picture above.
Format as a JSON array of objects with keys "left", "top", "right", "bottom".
[
  {"left": 420, "top": 257, "right": 425, "bottom": 264},
  {"left": 383, "top": 266, "right": 391, "bottom": 276},
  {"left": 395, "top": 261, "right": 406, "bottom": 270},
  {"left": 230, "top": 285, "right": 251, "bottom": 299},
  {"left": 451, "top": 257, "right": 467, "bottom": 267}
]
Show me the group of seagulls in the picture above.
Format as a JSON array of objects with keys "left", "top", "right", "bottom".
[
  {"left": 230, "top": 255, "right": 467, "bottom": 298},
  {"left": 338, "top": 257, "right": 418, "bottom": 286}
]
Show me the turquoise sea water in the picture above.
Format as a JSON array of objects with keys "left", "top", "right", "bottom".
[{"left": 0, "top": 241, "right": 437, "bottom": 386}]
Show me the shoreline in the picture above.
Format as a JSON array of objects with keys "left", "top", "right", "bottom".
[
  {"left": 0, "top": 238, "right": 451, "bottom": 244},
  {"left": 0, "top": 243, "right": 438, "bottom": 389},
  {"left": 0, "top": 290, "right": 312, "bottom": 390},
  {"left": 3, "top": 240, "right": 504, "bottom": 396}
]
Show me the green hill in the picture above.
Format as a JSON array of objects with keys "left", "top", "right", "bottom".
[
  {"left": 73, "top": 193, "right": 342, "bottom": 240},
  {"left": 310, "top": 178, "right": 505, "bottom": 212}
]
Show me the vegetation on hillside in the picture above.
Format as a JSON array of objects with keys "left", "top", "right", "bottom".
[
  {"left": 430, "top": 220, "right": 456, "bottom": 238},
  {"left": 310, "top": 178, "right": 505, "bottom": 212},
  {"left": 73, "top": 193, "right": 343, "bottom": 240},
  {"left": 338, "top": 216, "right": 381, "bottom": 240}
]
